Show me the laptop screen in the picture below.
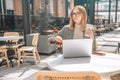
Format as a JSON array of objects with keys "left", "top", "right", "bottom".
[{"left": 62, "top": 39, "right": 92, "bottom": 58}]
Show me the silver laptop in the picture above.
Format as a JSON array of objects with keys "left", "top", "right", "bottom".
[{"left": 63, "top": 39, "right": 92, "bottom": 58}]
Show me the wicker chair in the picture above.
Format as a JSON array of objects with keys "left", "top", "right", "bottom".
[
  {"left": 0, "top": 47, "right": 9, "bottom": 67},
  {"left": 17, "top": 33, "right": 40, "bottom": 67},
  {"left": 35, "top": 71, "right": 101, "bottom": 80},
  {"left": 110, "top": 73, "right": 120, "bottom": 80}
]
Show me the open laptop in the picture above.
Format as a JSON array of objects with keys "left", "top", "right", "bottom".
[{"left": 62, "top": 39, "right": 92, "bottom": 58}]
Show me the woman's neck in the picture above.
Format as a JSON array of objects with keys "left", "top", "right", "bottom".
[{"left": 75, "top": 23, "right": 81, "bottom": 28}]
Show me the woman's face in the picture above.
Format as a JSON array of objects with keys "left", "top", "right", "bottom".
[{"left": 72, "top": 8, "right": 82, "bottom": 24}]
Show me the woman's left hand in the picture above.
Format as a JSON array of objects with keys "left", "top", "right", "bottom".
[{"left": 86, "top": 28, "right": 94, "bottom": 40}]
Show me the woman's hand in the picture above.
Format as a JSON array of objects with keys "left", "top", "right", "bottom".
[
  {"left": 53, "top": 36, "right": 63, "bottom": 48},
  {"left": 53, "top": 36, "right": 63, "bottom": 43},
  {"left": 86, "top": 28, "right": 94, "bottom": 40}
]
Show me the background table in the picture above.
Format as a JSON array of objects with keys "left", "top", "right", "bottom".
[
  {"left": 0, "top": 36, "right": 23, "bottom": 41},
  {"left": 98, "top": 36, "right": 120, "bottom": 53},
  {"left": 0, "top": 36, "right": 23, "bottom": 67},
  {"left": 102, "top": 37, "right": 120, "bottom": 53},
  {"left": 47, "top": 52, "right": 120, "bottom": 73}
]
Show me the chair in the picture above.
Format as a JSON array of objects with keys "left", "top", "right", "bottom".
[
  {"left": 17, "top": 33, "right": 40, "bottom": 67},
  {"left": 35, "top": 71, "right": 101, "bottom": 80},
  {"left": 3, "top": 32, "right": 19, "bottom": 56},
  {"left": 0, "top": 47, "right": 9, "bottom": 67},
  {"left": 110, "top": 73, "right": 120, "bottom": 80},
  {"left": 26, "top": 34, "right": 56, "bottom": 54}
]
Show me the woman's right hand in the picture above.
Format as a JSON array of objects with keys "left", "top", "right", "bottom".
[
  {"left": 53, "top": 36, "right": 63, "bottom": 48},
  {"left": 53, "top": 36, "right": 62, "bottom": 43}
]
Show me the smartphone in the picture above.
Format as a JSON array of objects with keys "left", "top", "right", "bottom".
[{"left": 94, "top": 51, "right": 106, "bottom": 56}]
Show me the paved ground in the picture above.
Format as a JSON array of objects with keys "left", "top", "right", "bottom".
[
  {"left": 0, "top": 53, "right": 58, "bottom": 80},
  {"left": 1, "top": 27, "right": 120, "bottom": 80},
  {"left": 1, "top": 52, "right": 120, "bottom": 80}
]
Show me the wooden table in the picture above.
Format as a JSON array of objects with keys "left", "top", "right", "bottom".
[{"left": 0, "top": 36, "right": 23, "bottom": 67}]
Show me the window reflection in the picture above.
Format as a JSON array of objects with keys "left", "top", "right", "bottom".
[{"left": 97, "top": 1, "right": 120, "bottom": 11}]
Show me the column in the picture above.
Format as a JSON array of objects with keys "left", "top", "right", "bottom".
[
  {"left": 115, "top": 0, "right": 118, "bottom": 23},
  {"left": 34, "top": 0, "right": 40, "bottom": 15},
  {"left": 53, "top": 0, "right": 58, "bottom": 17},
  {"left": 70, "top": 0, "right": 74, "bottom": 11},
  {"left": 108, "top": 0, "right": 111, "bottom": 24},
  {"left": 13, "top": 0, "right": 22, "bottom": 15},
  {"left": 57, "top": 0, "right": 65, "bottom": 17},
  {"left": 90, "top": 0, "right": 95, "bottom": 24},
  {"left": 22, "top": 0, "right": 31, "bottom": 45}
]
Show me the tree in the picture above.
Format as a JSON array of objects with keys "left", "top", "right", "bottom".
[{"left": 35, "top": 0, "right": 54, "bottom": 34}]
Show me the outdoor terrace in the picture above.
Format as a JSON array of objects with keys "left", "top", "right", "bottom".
[{"left": 0, "top": 27, "right": 120, "bottom": 80}]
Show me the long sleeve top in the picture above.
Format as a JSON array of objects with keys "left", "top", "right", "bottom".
[{"left": 48, "top": 24, "right": 96, "bottom": 52}]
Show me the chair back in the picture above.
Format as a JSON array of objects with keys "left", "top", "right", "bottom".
[
  {"left": 32, "top": 33, "right": 39, "bottom": 47},
  {"left": 35, "top": 71, "right": 101, "bottom": 80},
  {"left": 4, "top": 32, "right": 19, "bottom": 44},
  {"left": 110, "top": 73, "right": 120, "bottom": 80},
  {"left": 0, "top": 47, "right": 7, "bottom": 57},
  {"left": 0, "top": 47, "right": 9, "bottom": 67}
]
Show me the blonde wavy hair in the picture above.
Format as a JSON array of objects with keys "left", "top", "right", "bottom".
[{"left": 69, "top": 5, "right": 87, "bottom": 32}]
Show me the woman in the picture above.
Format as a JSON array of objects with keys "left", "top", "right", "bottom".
[{"left": 49, "top": 5, "right": 96, "bottom": 52}]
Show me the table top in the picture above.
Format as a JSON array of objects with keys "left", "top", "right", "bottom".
[
  {"left": 102, "top": 34, "right": 120, "bottom": 38},
  {"left": 0, "top": 36, "right": 24, "bottom": 41},
  {"left": 98, "top": 37, "right": 120, "bottom": 42},
  {"left": 47, "top": 53, "right": 120, "bottom": 73},
  {"left": 103, "top": 38, "right": 120, "bottom": 42}
]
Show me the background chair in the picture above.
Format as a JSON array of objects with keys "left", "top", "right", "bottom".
[
  {"left": 0, "top": 47, "right": 9, "bottom": 67},
  {"left": 26, "top": 34, "right": 56, "bottom": 54},
  {"left": 35, "top": 71, "right": 101, "bottom": 80},
  {"left": 17, "top": 33, "right": 40, "bottom": 67},
  {"left": 3, "top": 32, "right": 20, "bottom": 56}
]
